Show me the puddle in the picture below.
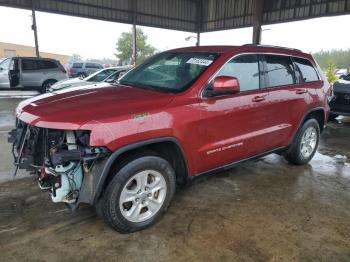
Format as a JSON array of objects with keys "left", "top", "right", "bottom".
[{"left": 310, "top": 152, "right": 350, "bottom": 177}]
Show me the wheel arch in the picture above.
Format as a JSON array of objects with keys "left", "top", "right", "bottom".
[
  {"left": 301, "top": 107, "right": 326, "bottom": 133},
  {"left": 41, "top": 78, "right": 57, "bottom": 87},
  {"left": 288, "top": 107, "right": 325, "bottom": 148},
  {"left": 92, "top": 137, "right": 189, "bottom": 204}
]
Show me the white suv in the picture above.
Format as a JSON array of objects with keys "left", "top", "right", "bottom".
[{"left": 0, "top": 57, "right": 67, "bottom": 93}]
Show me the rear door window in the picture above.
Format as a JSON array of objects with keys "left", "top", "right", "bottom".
[
  {"left": 293, "top": 57, "right": 319, "bottom": 83},
  {"left": 264, "top": 55, "right": 295, "bottom": 88},
  {"left": 22, "top": 59, "right": 39, "bottom": 71},
  {"left": 217, "top": 54, "right": 260, "bottom": 92}
]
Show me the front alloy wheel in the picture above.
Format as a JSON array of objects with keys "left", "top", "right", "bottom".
[
  {"left": 98, "top": 155, "right": 176, "bottom": 233},
  {"left": 119, "top": 170, "right": 167, "bottom": 223}
]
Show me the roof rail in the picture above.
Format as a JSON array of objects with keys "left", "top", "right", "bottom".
[{"left": 242, "top": 44, "right": 302, "bottom": 52}]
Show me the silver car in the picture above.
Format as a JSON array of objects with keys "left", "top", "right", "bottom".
[
  {"left": 49, "top": 66, "right": 132, "bottom": 92},
  {"left": 0, "top": 57, "right": 67, "bottom": 92}
]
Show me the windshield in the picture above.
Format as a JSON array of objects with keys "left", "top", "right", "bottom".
[
  {"left": 85, "top": 69, "right": 116, "bottom": 82},
  {"left": 119, "top": 52, "right": 219, "bottom": 93},
  {"left": 343, "top": 74, "right": 350, "bottom": 81}
]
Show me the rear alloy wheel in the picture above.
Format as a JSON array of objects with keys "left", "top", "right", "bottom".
[
  {"left": 98, "top": 156, "right": 176, "bottom": 233},
  {"left": 284, "top": 119, "right": 320, "bottom": 165},
  {"left": 300, "top": 126, "right": 317, "bottom": 159}
]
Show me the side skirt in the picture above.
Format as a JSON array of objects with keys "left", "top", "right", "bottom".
[{"left": 195, "top": 146, "right": 287, "bottom": 178}]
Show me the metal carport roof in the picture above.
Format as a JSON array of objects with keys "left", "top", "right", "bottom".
[
  {"left": 1, "top": 0, "right": 350, "bottom": 33},
  {"left": 1, "top": 0, "right": 350, "bottom": 62}
]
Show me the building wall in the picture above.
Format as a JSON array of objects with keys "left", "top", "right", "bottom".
[{"left": 0, "top": 42, "right": 70, "bottom": 64}]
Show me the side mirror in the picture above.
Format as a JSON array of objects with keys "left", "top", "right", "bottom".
[{"left": 211, "top": 76, "right": 240, "bottom": 95}]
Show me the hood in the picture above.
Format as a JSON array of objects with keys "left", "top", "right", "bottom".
[
  {"left": 16, "top": 84, "right": 174, "bottom": 130},
  {"left": 333, "top": 79, "right": 350, "bottom": 93},
  {"left": 50, "top": 77, "right": 86, "bottom": 91}
]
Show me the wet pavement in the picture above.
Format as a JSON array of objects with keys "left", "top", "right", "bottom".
[{"left": 0, "top": 98, "right": 349, "bottom": 261}]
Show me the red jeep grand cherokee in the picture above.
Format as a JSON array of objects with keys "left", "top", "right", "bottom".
[{"left": 9, "top": 45, "right": 331, "bottom": 233}]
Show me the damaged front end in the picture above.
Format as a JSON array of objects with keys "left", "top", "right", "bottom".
[{"left": 8, "top": 119, "right": 110, "bottom": 206}]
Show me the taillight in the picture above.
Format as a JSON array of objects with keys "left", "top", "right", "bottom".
[
  {"left": 69, "top": 68, "right": 74, "bottom": 76},
  {"left": 62, "top": 68, "right": 67, "bottom": 74},
  {"left": 327, "top": 84, "right": 335, "bottom": 102}
]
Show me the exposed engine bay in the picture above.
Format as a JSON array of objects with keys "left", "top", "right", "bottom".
[{"left": 8, "top": 119, "right": 110, "bottom": 204}]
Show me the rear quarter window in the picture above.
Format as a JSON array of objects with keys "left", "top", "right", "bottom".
[
  {"left": 293, "top": 57, "right": 319, "bottom": 83},
  {"left": 38, "top": 60, "right": 58, "bottom": 69}
]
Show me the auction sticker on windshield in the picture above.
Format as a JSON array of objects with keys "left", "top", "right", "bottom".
[{"left": 186, "top": 58, "right": 213, "bottom": 66}]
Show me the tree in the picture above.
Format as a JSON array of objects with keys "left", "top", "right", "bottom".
[
  {"left": 115, "top": 27, "right": 157, "bottom": 65},
  {"left": 325, "top": 59, "right": 338, "bottom": 84},
  {"left": 87, "top": 57, "right": 118, "bottom": 66},
  {"left": 70, "top": 53, "right": 83, "bottom": 62},
  {"left": 313, "top": 49, "right": 350, "bottom": 69}
]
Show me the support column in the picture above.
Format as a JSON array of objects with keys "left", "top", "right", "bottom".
[
  {"left": 132, "top": 23, "right": 137, "bottom": 65},
  {"left": 31, "top": 2, "right": 39, "bottom": 57},
  {"left": 132, "top": 0, "right": 137, "bottom": 65},
  {"left": 196, "top": 0, "right": 201, "bottom": 46},
  {"left": 252, "top": 0, "right": 264, "bottom": 45}
]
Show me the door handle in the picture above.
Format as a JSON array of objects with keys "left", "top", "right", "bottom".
[
  {"left": 252, "top": 95, "right": 266, "bottom": 102},
  {"left": 295, "top": 88, "right": 307, "bottom": 94}
]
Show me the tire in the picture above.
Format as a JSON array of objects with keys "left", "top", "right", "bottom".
[
  {"left": 284, "top": 119, "right": 320, "bottom": 165},
  {"left": 42, "top": 79, "right": 57, "bottom": 93},
  {"left": 97, "top": 156, "right": 176, "bottom": 233},
  {"left": 78, "top": 73, "right": 86, "bottom": 79}
]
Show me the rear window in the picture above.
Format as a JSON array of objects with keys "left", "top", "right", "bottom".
[
  {"left": 85, "top": 63, "right": 102, "bottom": 69},
  {"left": 22, "top": 59, "right": 38, "bottom": 70},
  {"left": 72, "top": 63, "right": 83, "bottom": 68},
  {"left": 38, "top": 60, "right": 58, "bottom": 69},
  {"left": 264, "top": 55, "right": 295, "bottom": 87},
  {"left": 293, "top": 57, "right": 319, "bottom": 83}
]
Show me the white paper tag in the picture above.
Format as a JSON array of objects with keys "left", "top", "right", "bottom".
[{"left": 186, "top": 58, "right": 213, "bottom": 66}]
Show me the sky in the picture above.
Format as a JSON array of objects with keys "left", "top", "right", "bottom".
[{"left": 1, "top": 6, "right": 350, "bottom": 60}]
